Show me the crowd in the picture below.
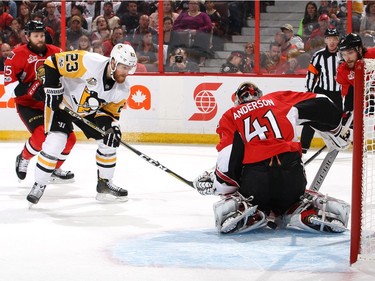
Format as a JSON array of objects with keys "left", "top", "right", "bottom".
[{"left": 0, "top": 1, "right": 374, "bottom": 74}]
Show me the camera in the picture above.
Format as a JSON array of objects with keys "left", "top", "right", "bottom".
[{"left": 175, "top": 55, "right": 183, "bottom": 63}]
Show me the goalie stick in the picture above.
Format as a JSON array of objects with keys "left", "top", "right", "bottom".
[
  {"left": 309, "top": 113, "right": 353, "bottom": 192},
  {"left": 59, "top": 104, "right": 195, "bottom": 188}
]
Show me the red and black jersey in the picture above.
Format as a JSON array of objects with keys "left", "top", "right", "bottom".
[
  {"left": 4, "top": 44, "right": 61, "bottom": 109},
  {"left": 214, "top": 91, "right": 342, "bottom": 190},
  {"left": 336, "top": 48, "right": 375, "bottom": 97},
  {"left": 216, "top": 91, "right": 342, "bottom": 164}
]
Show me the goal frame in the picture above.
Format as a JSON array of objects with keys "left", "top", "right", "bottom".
[{"left": 351, "top": 59, "right": 375, "bottom": 265}]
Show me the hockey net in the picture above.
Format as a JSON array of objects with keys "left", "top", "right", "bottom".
[{"left": 351, "top": 59, "right": 375, "bottom": 265}]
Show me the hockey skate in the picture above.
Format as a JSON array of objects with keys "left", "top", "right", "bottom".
[
  {"left": 15, "top": 154, "right": 30, "bottom": 181},
  {"left": 27, "top": 182, "right": 46, "bottom": 204},
  {"left": 49, "top": 169, "right": 75, "bottom": 184},
  {"left": 96, "top": 177, "right": 128, "bottom": 202}
]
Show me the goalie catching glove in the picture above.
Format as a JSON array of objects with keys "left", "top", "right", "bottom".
[
  {"left": 193, "top": 169, "right": 216, "bottom": 195},
  {"left": 103, "top": 125, "right": 122, "bottom": 148},
  {"left": 45, "top": 86, "right": 64, "bottom": 111}
]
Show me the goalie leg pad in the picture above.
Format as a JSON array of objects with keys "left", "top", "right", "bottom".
[
  {"left": 284, "top": 190, "right": 350, "bottom": 233},
  {"left": 213, "top": 193, "right": 266, "bottom": 234}
]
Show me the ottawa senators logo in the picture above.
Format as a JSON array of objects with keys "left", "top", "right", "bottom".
[{"left": 34, "top": 59, "right": 46, "bottom": 83}]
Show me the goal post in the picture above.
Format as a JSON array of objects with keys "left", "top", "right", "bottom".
[{"left": 351, "top": 59, "right": 375, "bottom": 265}]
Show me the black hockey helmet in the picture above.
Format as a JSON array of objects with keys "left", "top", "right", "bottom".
[
  {"left": 338, "top": 33, "right": 362, "bottom": 52},
  {"left": 324, "top": 28, "right": 340, "bottom": 37},
  {"left": 235, "top": 82, "right": 263, "bottom": 104},
  {"left": 24, "top": 20, "right": 46, "bottom": 36}
]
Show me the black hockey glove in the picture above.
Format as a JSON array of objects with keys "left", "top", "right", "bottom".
[
  {"left": 45, "top": 86, "right": 64, "bottom": 111},
  {"left": 103, "top": 125, "right": 122, "bottom": 148},
  {"left": 27, "top": 80, "right": 45, "bottom": 101}
]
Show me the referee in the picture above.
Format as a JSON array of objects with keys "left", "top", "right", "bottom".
[{"left": 302, "top": 28, "right": 343, "bottom": 154}]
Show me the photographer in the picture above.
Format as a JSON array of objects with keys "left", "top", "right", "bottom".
[{"left": 165, "top": 47, "right": 200, "bottom": 73}]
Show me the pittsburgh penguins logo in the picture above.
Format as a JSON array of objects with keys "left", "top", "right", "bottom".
[{"left": 75, "top": 86, "right": 106, "bottom": 114}]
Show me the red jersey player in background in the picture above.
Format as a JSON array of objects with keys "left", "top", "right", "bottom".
[
  {"left": 336, "top": 33, "right": 375, "bottom": 112},
  {"left": 194, "top": 82, "right": 351, "bottom": 234},
  {"left": 4, "top": 20, "right": 76, "bottom": 183}
]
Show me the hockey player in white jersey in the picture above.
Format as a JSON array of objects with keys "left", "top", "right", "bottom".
[{"left": 26, "top": 43, "right": 137, "bottom": 204}]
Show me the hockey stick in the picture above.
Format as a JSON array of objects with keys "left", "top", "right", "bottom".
[
  {"left": 59, "top": 104, "right": 195, "bottom": 188},
  {"left": 309, "top": 113, "right": 353, "bottom": 192},
  {"left": 303, "top": 145, "right": 326, "bottom": 166}
]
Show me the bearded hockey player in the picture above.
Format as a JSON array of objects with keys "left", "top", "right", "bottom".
[
  {"left": 4, "top": 20, "right": 76, "bottom": 183},
  {"left": 26, "top": 43, "right": 137, "bottom": 204},
  {"left": 336, "top": 33, "right": 375, "bottom": 112},
  {"left": 194, "top": 82, "right": 350, "bottom": 234}
]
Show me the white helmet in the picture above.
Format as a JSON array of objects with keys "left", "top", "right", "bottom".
[{"left": 110, "top": 43, "right": 137, "bottom": 76}]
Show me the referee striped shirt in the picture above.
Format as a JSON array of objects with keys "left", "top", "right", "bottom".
[{"left": 305, "top": 47, "right": 342, "bottom": 93}]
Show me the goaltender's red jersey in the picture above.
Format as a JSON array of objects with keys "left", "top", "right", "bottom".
[
  {"left": 336, "top": 48, "right": 375, "bottom": 96},
  {"left": 216, "top": 91, "right": 318, "bottom": 164},
  {"left": 4, "top": 44, "right": 61, "bottom": 109}
]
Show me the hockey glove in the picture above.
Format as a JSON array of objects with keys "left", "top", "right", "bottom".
[
  {"left": 45, "top": 86, "right": 64, "bottom": 111},
  {"left": 319, "top": 127, "right": 352, "bottom": 151},
  {"left": 27, "top": 80, "right": 45, "bottom": 101},
  {"left": 103, "top": 125, "right": 122, "bottom": 148},
  {"left": 193, "top": 170, "right": 216, "bottom": 195}
]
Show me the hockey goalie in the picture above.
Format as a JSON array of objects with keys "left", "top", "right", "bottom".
[{"left": 193, "top": 82, "right": 350, "bottom": 234}]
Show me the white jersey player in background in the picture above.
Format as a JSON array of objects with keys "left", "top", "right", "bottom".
[{"left": 26, "top": 43, "right": 137, "bottom": 205}]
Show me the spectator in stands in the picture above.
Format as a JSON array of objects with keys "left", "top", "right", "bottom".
[
  {"left": 171, "top": 0, "right": 212, "bottom": 66},
  {"left": 305, "top": 14, "right": 331, "bottom": 51},
  {"left": 205, "top": 0, "right": 225, "bottom": 52},
  {"left": 102, "top": 26, "right": 125, "bottom": 57},
  {"left": 220, "top": 51, "right": 244, "bottom": 74},
  {"left": 17, "top": 1, "right": 32, "bottom": 29},
  {"left": 163, "top": 16, "right": 173, "bottom": 47},
  {"left": 274, "top": 31, "right": 298, "bottom": 59},
  {"left": 327, "top": 1, "right": 346, "bottom": 36},
  {"left": 92, "top": 1, "right": 120, "bottom": 31},
  {"left": 78, "top": 34, "right": 92, "bottom": 52},
  {"left": 2, "top": 0, "right": 16, "bottom": 18},
  {"left": 242, "top": 42, "right": 254, "bottom": 73},
  {"left": 66, "top": 15, "right": 90, "bottom": 50},
  {"left": 282, "top": 49, "right": 307, "bottom": 74},
  {"left": 118, "top": 1, "right": 140, "bottom": 33},
  {"left": 297, "top": 1, "right": 319, "bottom": 42},
  {"left": 85, "top": 0, "right": 101, "bottom": 22},
  {"left": 136, "top": 31, "right": 159, "bottom": 65},
  {"left": 149, "top": 0, "right": 178, "bottom": 33},
  {"left": 0, "top": 42, "right": 11, "bottom": 70},
  {"left": 352, "top": 0, "right": 364, "bottom": 33},
  {"left": 227, "top": 1, "right": 245, "bottom": 35},
  {"left": 318, "top": 0, "right": 330, "bottom": 15},
  {"left": 92, "top": 40, "right": 104, "bottom": 55},
  {"left": 262, "top": 41, "right": 287, "bottom": 74},
  {"left": 360, "top": 1, "right": 375, "bottom": 40},
  {"left": 126, "top": 14, "right": 158, "bottom": 51},
  {"left": 166, "top": 47, "right": 200, "bottom": 73},
  {"left": 0, "top": 0, "right": 13, "bottom": 32},
  {"left": 43, "top": 1, "right": 61, "bottom": 34},
  {"left": 281, "top": 23, "right": 304, "bottom": 51},
  {"left": 3, "top": 18, "right": 23, "bottom": 47},
  {"left": 91, "top": 15, "right": 111, "bottom": 42},
  {"left": 67, "top": 2, "right": 88, "bottom": 30}
]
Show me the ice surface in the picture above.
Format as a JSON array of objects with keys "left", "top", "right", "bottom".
[{"left": 0, "top": 142, "right": 374, "bottom": 281}]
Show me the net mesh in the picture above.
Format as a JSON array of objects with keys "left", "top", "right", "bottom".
[{"left": 359, "top": 59, "right": 375, "bottom": 261}]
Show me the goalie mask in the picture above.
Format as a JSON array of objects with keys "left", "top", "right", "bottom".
[
  {"left": 110, "top": 43, "right": 137, "bottom": 77},
  {"left": 235, "top": 82, "right": 263, "bottom": 104}
]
